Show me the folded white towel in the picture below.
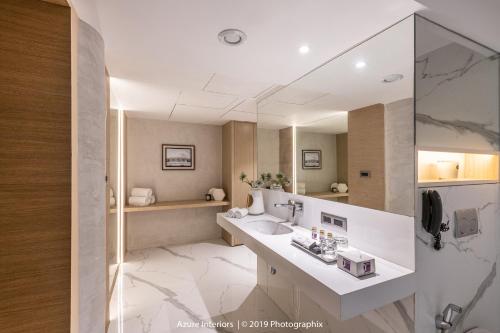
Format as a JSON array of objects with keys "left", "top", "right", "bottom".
[
  {"left": 131, "top": 188, "right": 153, "bottom": 197},
  {"left": 110, "top": 197, "right": 116, "bottom": 207},
  {"left": 225, "top": 208, "right": 248, "bottom": 219},
  {"left": 292, "top": 235, "right": 316, "bottom": 249},
  {"left": 129, "top": 196, "right": 152, "bottom": 206},
  {"left": 150, "top": 195, "right": 156, "bottom": 204},
  {"left": 110, "top": 188, "right": 114, "bottom": 198}
]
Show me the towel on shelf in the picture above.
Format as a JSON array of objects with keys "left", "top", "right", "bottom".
[
  {"left": 225, "top": 208, "right": 248, "bottom": 219},
  {"left": 110, "top": 197, "right": 116, "bottom": 207},
  {"left": 110, "top": 188, "right": 114, "bottom": 198},
  {"left": 131, "top": 188, "right": 153, "bottom": 197},
  {"left": 129, "top": 196, "right": 153, "bottom": 207},
  {"left": 150, "top": 195, "right": 156, "bottom": 204}
]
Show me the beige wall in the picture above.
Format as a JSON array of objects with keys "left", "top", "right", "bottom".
[
  {"left": 336, "top": 133, "right": 348, "bottom": 184},
  {"left": 296, "top": 130, "right": 339, "bottom": 193},
  {"left": 126, "top": 118, "right": 223, "bottom": 249},
  {"left": 385, "top": 98, "right": 414, "bottom": 216},
  {"left": 257, "top": 128, "right": 280, "bottom": 176}
]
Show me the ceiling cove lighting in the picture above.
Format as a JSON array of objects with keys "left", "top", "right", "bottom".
[
  {"left": 299, "top": 45, "right": 310, "bottom": 54},
  {"left": 355, "top": 61, "right": 366, "bottom": 69},
  {"left": 218, "top": 29, "right": 247, "bottom": 46}
]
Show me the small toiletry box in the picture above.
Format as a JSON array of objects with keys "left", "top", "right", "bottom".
[{"left": 337, "top": 251, "right": 375, "bottom": 277}]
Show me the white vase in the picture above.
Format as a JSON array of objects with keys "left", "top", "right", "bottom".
[
  {"left": 247, "top": 188, "right": 264, "bottom": 215},
  {"left": 337, "top": 183, "right": 348, "bottom": 193},
  {"left": 209, "top": 188, "right": 226, "bottom": 201}
]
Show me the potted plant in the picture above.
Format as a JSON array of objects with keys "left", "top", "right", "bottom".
[{"left": 272, "top": 172, "right": 290, "bottom": 190}]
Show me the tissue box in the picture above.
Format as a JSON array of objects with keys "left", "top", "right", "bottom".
[{"left": 337, "top": 251, "right": 375, "bottom": 277}]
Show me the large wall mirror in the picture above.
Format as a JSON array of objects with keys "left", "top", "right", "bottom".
[{"left": 257, "top": 16, "right": 415, "bottom": 216}]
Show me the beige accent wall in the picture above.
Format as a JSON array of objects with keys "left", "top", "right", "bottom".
[
  {"left": 125, "top": 118, "right": 223, "bottom": 249},
  {"left": 336, "top": 133, "right": 348, "bottom": 184},
  {"left": 296, "top": 130, "right": 338, "bottom": 193},
  {"left": 385, "top": 98, "right": 414, "bottom": 216},
  {"left": 257, "top": 128, "right": 280, "bottom": 176},
  {"left": 279, "top": 127, "right": 294, "bottom": 192},
  {"left": 348, "top": 104, "right": 385, "bottom": 210}
]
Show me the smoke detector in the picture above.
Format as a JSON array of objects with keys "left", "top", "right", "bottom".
[{"left": 218, "top": 29, "right": 247, "bottom": 46}]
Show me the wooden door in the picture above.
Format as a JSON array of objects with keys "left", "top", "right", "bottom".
[{"left": 0, "top": 1, "right": 72, "bottom": 331}]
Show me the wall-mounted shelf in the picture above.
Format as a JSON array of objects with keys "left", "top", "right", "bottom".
[
  {"left": 417, "top": 150, "right": 499, "bottom": 187},
  {"left": 122, "top": 199, "right": 230, "bottom": 213},
  {"left": 418, "top": 179, "right": 498, "bottom": 188},
  {"left": 308, "top": 192, "right": 349, "bottom": 199}
]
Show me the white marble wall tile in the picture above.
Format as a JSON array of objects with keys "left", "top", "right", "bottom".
[
  {"left": 416, "top": 40, "right": 499, "bottom": 152},
  {"left": 415, "top": 184, "right": 500, "bottom": 333}
]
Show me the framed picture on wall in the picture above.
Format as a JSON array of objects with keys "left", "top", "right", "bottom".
[
  {"left": 162, "top": 144, "right": 195, "bottom": 170},
  {"left": 302, "top": 150, "right": 321, "bottom": 169}
]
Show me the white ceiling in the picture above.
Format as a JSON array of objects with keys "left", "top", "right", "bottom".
[
  {"left": 74, "top": 0, "right": 423, "bottom": 124},
  {"left": 259, "top": 16, "right": 414, "bottom": 133},
  {"left": 69, "top": 1, "right": 500, "bottom": 126}
]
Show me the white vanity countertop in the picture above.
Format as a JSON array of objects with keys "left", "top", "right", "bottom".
[{"left": 217, "top": 213, "right": 415, "bottom": 321}]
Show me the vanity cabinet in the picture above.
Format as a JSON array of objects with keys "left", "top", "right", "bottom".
[
  {"left": 256, "top": 256, "right": 414, "bottom": 333},
  {"left": 265, "top": 262, "right": 297, "bottom": 320}
]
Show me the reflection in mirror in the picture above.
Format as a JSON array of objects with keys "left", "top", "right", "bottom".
[{"left": 257, "top": 16, "right": 415, "bottom": 216}]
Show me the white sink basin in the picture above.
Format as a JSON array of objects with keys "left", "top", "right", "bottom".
[{"left": 246, "top": 220, "right": 293, "bottom": 235}]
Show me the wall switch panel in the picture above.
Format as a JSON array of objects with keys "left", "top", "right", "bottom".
[{"left": 454, "top": 208, "right": 479, "bottom": 238}]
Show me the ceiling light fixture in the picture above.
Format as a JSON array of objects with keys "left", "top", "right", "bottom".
[
  {"left": 299, "top": 45, "right": 310, "bottom": 54},
  {"left": 382, "top": 73, "right": 404, "bottom": 83},
  {"left": 218, "top": 29, "right": 247, "bottom": 46},
  {"left": 355, "top": 61, "right": 366, "bottom": 69}
]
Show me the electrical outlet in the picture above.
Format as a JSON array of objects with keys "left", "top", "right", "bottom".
[{"left": 454, "top": 208, "right": 478, "bottom": 238}]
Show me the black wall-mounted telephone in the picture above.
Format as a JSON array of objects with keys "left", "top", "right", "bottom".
[{"left": 422, "top": 190, "right": 449, "bottom": 250}]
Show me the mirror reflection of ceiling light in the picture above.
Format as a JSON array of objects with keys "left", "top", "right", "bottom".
[
  {"left": 299, "top": 45, "right": 310, "bottom": 54},
  {"left": 355, "top": 61, "right": 366, "bottom": 69},
  {"left": 218, "top": 29, "right": 247, "bottom": 46},
  {"left": 382, "top": 73, "right": 404, "bottom": 83}
]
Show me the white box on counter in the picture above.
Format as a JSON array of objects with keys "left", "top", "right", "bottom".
[{"left": 337, "top": 250, "right": 375, "bottom": 277}]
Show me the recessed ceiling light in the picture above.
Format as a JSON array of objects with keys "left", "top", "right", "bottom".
[
  {"left": 355, "top": 61, "right": 366, "bottom": 69},
  {"left": 382, "top": 73, "right": 404, "bottom": 83},
  {"left": 218, "top": 29, "right": 247, "bottom": 46},
  {"left": 299, "top": 45, "right": 310, "bottom": 54}
]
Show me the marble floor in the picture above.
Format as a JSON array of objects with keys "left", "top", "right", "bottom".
[{"left": 108, "top": 239, "right": 292, "bottom": 333}]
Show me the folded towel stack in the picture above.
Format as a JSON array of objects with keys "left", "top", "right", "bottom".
[
  {"left": 129, "top": 188, "right": 156, "bottom": 207},
  {"left": 225, "top": 207, "right": 248, "bottom": 219},
  {"left": 109, "top": 188, "right": 116, "bottom": 207},
  {"left": 291, "top": 235, "right": 316, "bottom": 249}
]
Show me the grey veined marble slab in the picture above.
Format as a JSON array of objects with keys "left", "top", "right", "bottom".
[
  {"left": 416, "top": 42, "right": 500, "bottom": 152},
  {"left": 108, "top": 240, "right": 292, "bottom": 333}
]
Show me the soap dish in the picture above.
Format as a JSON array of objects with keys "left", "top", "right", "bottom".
[{"left": 291, "top": 242, "right": 337, "bottom": 264}]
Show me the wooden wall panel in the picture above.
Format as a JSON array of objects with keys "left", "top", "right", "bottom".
[
  {"left": 221, "top": 121, "right": 256, "bottom": 246},
  {"left": 347, "top": 104, "right": 385, "bottom": 210},
  {"left": 222, "top": 122, "right": 234, "bottom": 205},
  {"left": 0, "top": 0, "right": 71, "bottom": 332},
  {"left": 279, "top": 127, "right": 294, "bottom": 192},
  {"left": 233, "top": 121, "right": 257, "bottom": 208},
  {"left": 336, "top": 133, "right": 348, "bottom": 183}
]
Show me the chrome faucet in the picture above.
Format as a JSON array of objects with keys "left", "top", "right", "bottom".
[
  {"left": 436, "top": 303, "right": 462, "bottom": 332},
  {"left": 274, "top": 199, "right": 303, "bottom": 226}
]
